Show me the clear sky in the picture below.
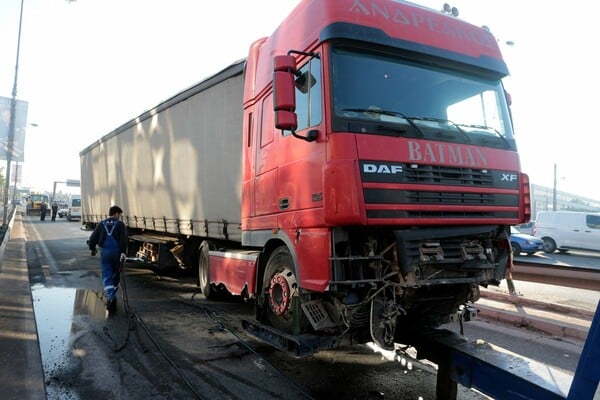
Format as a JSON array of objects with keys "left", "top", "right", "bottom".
[{"left": 1, "top": 0, "right": 599, "bottom": 200}]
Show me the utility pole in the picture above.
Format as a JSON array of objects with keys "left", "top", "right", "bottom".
[
  {"left": 2, "top": 0, "right": 25, "bottom": 226},
  {"left": 552, "top": 163, "right": 557, "bottom": 212}
]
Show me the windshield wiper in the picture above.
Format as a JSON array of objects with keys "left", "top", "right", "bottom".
[
  {"left": 341, "top": 108, "right": 424, "bottom": 137},
  {"left": 408, "top": 116, "right": 471, "bottom": 143},
  {"left": 456, "top": 123, "right": 511, "bottom": 149}
]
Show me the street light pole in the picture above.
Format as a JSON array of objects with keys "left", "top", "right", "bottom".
[
  {"left": 2, "top": 0, "right": 25, "bottom": 226},
  {"left": 12, "top": 162, "right": 19, "bottom": 203}
]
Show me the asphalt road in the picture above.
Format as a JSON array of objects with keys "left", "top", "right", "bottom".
[{"left": 22, "top": 215, "right": 594, "bottom": 399}]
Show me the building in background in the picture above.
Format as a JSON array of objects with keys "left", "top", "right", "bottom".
[{"left": 531, "top": 183, "right": 600, "bottom": 219}]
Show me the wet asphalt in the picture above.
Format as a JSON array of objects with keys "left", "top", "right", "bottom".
[{"left": 2, "top": 212, "right": 595, "bottom": 399}]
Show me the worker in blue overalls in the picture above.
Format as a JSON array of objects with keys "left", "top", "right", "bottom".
[{"left": 88, "top": 205, "right": 128, "bottom": 314}]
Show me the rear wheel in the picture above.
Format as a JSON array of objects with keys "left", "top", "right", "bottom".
[
  {"left": 262, "top": 246, "right": 302, "bottom": 333},
  {"left": 511, "top": 243, "right": 522, "bottom": 256},
  {"left": 542, "top": 238, "right": 557, "bottom": 253},
  {"left": 198, "top": 241, "right": 215, "bottom": 299}
]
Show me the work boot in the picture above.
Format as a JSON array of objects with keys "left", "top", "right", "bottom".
[{"left": 107, "top": 299, "right": 117, "bottom": 314}]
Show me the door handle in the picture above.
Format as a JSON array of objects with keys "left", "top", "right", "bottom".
[{"left": 279, "top": 198, "right": 290, "bottom": 210}]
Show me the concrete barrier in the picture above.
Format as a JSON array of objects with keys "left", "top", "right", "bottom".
[{"left": 0, "top": 207, "right": 17, "bottom": 264}]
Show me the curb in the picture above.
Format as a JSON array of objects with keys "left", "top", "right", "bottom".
[
  {"left": 476, "top": 302, "right": 590, "bottom": 342},
  {"left": 480, "top": 290, "right": 596, "bottom": 319},
  {"left": 0, "top": 213, "right": 47, "bottom": 399}
]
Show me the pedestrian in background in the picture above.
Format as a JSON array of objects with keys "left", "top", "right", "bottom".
[
  {"left": 40, "top": 201, "right": 47, "bottom": 221},
  {"left": 51, "top": 202, "right": 58, "bottom": 221},
  {"left": 87, "top": 205, "right": 128, "bottom": 314}
]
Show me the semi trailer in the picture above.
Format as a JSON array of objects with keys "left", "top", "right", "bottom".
[{"left": 80, "top": 0, "right": 530, "bottom": 351}]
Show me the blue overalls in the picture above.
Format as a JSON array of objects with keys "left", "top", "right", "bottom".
[{"left": 100, "top": 220, "right": 121, "bottom": 301}]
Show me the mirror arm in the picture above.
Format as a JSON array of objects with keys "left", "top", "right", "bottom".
[
  {"left": 288, "top": 50, "right": 320, "bottom": 59},
  {"left": 290, "top": 129, "right": 318, "bottom": 142}
]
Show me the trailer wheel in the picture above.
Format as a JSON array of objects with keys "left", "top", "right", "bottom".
[
  {"left": 198, "top": 241, "right": 215, "bottom": 299},
  {"left": 262, "top": 246, "right": 301, "bottom": 333}
]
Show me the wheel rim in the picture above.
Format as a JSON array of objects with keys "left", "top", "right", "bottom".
[
  {"left": 200, "top": 256, "right": 208, "bottom": 288},
  {"left": 268, "top": 267, "right": 297, "bottom": 317},
  {"left": 199, "top": 243, "right": 211, "bottom": 296},
  {"left": 542, "top": 238, "right": 555, "bottom": 253}
]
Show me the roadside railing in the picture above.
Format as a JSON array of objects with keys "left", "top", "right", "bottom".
[{"left": 512, "top": 261, "right": 600, "bottom": 291}]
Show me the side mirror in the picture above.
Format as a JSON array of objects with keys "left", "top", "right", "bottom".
[
  {"left": 504, "top": 90, "right": 512, "bottom": 107},
  {"left": 273, "top": 55, "right": 298, "bottom": 131}
]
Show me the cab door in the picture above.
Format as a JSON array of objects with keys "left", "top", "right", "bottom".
[
  {"left": 254, "top": 95, "right": 280, "bottom": 224},
  {"left": 277, "top": 56, "right": 325, "bottom": 214}
]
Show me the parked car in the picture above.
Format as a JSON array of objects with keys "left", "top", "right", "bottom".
[
  {"left": 510, "top": 226, "right": 544, "bottom": 256},
  {"left": 535, "top": 211, "right": 600, "bottom": 253},
  {"left": 515, "top": 220, "right": 535, "bottom": 236},
  {"left": 58, "top": 207, "right": 68, "bottom": 218}
]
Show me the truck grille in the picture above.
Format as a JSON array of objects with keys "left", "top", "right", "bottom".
[
  {"left": 360, "top": 162, "right": 520, "bottom": 220},
  {"left": 366, "top": 209, "right": 518, "bottom": 219},
  {"left": 363, "top": 188, "right": 519, "bottom": 219},
  {"left": 404, "top": 165, "right": 493, "bottom": 186},
  {"left": 364, "top": 189, "right": 517, "bottom": 207}
]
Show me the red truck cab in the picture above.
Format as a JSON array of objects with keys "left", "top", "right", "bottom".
[{"left": 235, "top": 0, "right": 530, "bottom": 349}]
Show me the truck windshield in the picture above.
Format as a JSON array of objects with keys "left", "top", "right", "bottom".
[
  {"left": 30, "top": 195, "right": 48, "bottom": 202},
  {"left": 330, "top": 47, "right": 515, "bottom": 149}
]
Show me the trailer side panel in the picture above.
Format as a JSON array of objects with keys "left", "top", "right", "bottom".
[{"left": 80, "top": 61, "right": 245, "bottom": 241}]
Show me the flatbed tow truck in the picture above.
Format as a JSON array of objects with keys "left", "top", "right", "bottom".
[{"left": 244, "top": 301, "right": 600, "bottom": 399}]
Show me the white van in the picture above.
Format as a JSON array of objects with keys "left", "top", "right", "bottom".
[
  {"left": 534, "top": 211, "right": 600, "bottom": 253},
  {"left": 67, "top": 194, "right": 81, "bottom": 221}
]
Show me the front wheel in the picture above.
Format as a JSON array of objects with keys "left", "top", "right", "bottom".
[{"left": 262, "top": 246, "right": 302, "bottom": 333}]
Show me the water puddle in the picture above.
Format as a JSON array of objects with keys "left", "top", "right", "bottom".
[{"left": 31, "top": 285, "right": 109, "bottom": 399}]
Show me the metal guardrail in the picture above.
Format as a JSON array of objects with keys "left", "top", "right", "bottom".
[{"left": 512, "top": 261, "right": 600, "bottom": 291}]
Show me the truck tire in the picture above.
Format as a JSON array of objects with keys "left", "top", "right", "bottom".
[
  {"left": 262, "top": 246, "right": 301, "bottom": 333},
  {"left": 542, "top": 237, "right": 557, "bottom": 253},
  {"left": 198, "top": 241, "right": 215, "bottom": 299}
]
